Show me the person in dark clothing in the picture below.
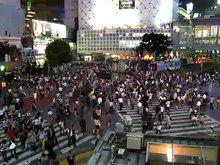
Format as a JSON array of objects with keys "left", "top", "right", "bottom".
[
  {"left": 80, "top": 103, "right": 84, "bottom": 119},
  {"left": 67, "top": 152, "right": 76, "bottom": 165},
  {"left": 47, "top": 126, "right": 58, "bottom": 147},
  {"left": 218, "top": 137, "right": 220, "bottom": 165},
  {"left": 0, "top": 139, "right": 8, "bottom": 162},
  {"left": 66, "top": 125, "right": 76, "bottom": 147},
  {"left": 79, "top": 118, "right": 87, "bottom": 135}
]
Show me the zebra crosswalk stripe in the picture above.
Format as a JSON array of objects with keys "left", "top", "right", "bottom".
[
  {"left": 117, "top": 100, "right": 220, "bottom": 136},
  {"left": 0, "top": 120, "right": 95, "bottom": 165}
]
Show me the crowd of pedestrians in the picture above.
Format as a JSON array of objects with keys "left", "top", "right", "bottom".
[{"left": 0, "top": 61, "right": 219, "bottom": 164}]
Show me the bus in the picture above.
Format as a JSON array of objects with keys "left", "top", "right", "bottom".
[{"left": 166, "top": 58, "right": 181, "bottom": 70}]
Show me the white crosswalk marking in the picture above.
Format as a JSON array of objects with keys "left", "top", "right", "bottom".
[
  {"left": 0, "top": 119, "right": 95, "bottom": 164},
  {"left": 117, "top": 100, "right": 220, "bottom": 136}
]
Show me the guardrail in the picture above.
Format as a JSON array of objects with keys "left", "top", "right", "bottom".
[{"left": 144, "top": 134, "right": 218, "bottom": 146}]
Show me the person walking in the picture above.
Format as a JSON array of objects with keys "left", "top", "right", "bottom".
[
  {"left": 67, "top": 152, "right": 76, "bottom": 165},
  {"left": 210, "top": 96, "right": 215, "bottom": 110},
  {"left": 19, "top": 128, "right": 26, "bottom": 149},
  {"left": 0, "top": 139, "right": 8, "bottom": 162},
  {"left": 38, "top": 128, "right": 46, "bottom": 150},
  {"left": 58, "top": 120, "right": 65, "bottom": 135},
  {"left": 79, "top": 118, "right": 87, "bottom": 136},
  {"left": 66, "top": 125, "right": 77, "bottom": 148},
  {"left": 9, "top": 139, "right": 17, "bottom": 159},
  {"left": 38, "top": 152, "right": 49, "bottom": 165},
  {"left": 118, "top": 96, "right": 123, "bottom": 111},
  {"left": 216, "top": 96, "right": 220, "bottom": 110}
]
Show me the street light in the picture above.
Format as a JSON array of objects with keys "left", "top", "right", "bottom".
[{"left": 0, "top": 65, "right": 5, "bottom": 72}]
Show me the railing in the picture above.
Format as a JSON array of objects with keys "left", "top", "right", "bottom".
[{"left": 144, "top": 133, "right": 218, "bottom": 146}]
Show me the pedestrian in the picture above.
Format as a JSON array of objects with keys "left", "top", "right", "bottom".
[
  {"left": 38, "top": 128, "right": 46, "bottom": 150},
  {"left": 0, "top": 139, "right": 8, "bottom": 162},
  {"left": 199, "top": 113, "right": 205, "bottom": 128},
  {"left": 48, "top": 126, "right": 58, "bottom": 146},
  {"left": 0, "top": 107, "right": 4, "bottom": 123},
  {"left": 9, "top": 139, "right": 17, "bottom": 159},
  {"left": 66, "top": 125, "right": 77, "bottom": 147},
  {"left": 79, "top": 118, "right": 87, "bottom": 135},
  {"left": 67, "top": 152, "right": 76, "bottom": 165},
  {"left": 7, "top": 125, "right": 15, "bottom": 140},
  {"left": 19, "top": 128, "right": 26, "bottom": 149},
  {"left": 59, "top": 120, "right": 65, "bottom": 135},
  {"left": 155, "top": 122, "right": 162, "bottom": 134},
  {"left": 165, "top": 113, "right": 172, "bottom": 129},
  {"left": 27, "top": 129, "right": 37, "bottom": 151},
  {"left": 118, "top": 96, "right": 123, "bottom": 110},
  {"left": 216, "top": 96, "right": 220, "bottom": 110},
  {"left": 210, "top": 96, "right": 215, "bottom": 110},
  {"left": 38, "top": 152, "right": 49, "bottom": 165}
]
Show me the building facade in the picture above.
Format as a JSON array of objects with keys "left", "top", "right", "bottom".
[
  {"left": 173, "top": 18, "right": 220, "bottom": 57},
  {"left": 0, "top": 0, "right": 25, "bottom": 48},
  {"left": 20, "top": 0, "right": 65, "bottom": 23},
  {"left": 64, "top": 0, "right": 78, "bottom": 29},
  {"left": 0, "top": 0, "right": 24, "bottom": 37},
  {"left": 77, "top": 0, "right": 179, "bottom": 54}
]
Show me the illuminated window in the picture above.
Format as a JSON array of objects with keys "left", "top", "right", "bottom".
[
  {"left": 202, "top": 26, "right": 210, "bottom": 37},
  {"left": 195, "top": 26, "right": 203, "bottom": 38}
]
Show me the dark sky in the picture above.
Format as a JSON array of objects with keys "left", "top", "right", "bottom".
[{"left": 180, "top": 0, "right": 216, "bottom": 12}]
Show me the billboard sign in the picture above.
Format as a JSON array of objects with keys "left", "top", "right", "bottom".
[
  {"left": 32, "top": 19, "right": 67, "bottom": 38},
  {"left": 119, "top": 0, "right": 135, "bottom": 9}
]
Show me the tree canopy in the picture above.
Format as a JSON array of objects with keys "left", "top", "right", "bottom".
[
  {"left": 45, "top": 39, "right": 72, "bottom": 67},
  {"left": 0, "top": 41, "right": 18, "bottom": 61},
  {"left": 139, "top": 33, "right": 171, "bottom": 60}
]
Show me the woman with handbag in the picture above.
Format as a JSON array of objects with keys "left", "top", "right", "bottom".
[{"left": 9, "top": 139, "right": 17, "bottom": 159}]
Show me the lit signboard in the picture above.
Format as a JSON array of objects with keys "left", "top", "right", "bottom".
[
  {"left": 119, "top": 0, "right": 135, "bottom": 9},
  {"left": 33, "top": 44, "right": 47, "bottom": 55},
  {"left": 32, "top": 19, "right": 67, "bottom": 38}
]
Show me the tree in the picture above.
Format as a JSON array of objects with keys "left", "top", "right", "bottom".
[
  {"left": 45, "top": 39, "right": 72, "bottom": 67},
  {"left": 139, "top": 33, "right": 171, "bottom": 60},
  {"left": 0, "top": 41, "right": 18, "bottom": 61},
  {"left": 42, "top": 61, "right": 49, "bottom": 75}
]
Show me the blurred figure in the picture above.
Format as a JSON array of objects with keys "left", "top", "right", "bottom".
[
  {"left": 218, "top": 137, "right": 220, "bottom": 165},
  {"left": 0, "top": 139, "right": 8, "bottom": 162},
  {"left": 67, "top": 152, "right": 76, "bottom": 165}
]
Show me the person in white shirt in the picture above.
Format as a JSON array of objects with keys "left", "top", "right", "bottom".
[
  {"left": 33, "top": 92, "right": 37, "bottom": 101},
  {"left": 47, "top": 109, "right": 53, "bottom": 123},
  {"left": 137, "top": 102, "right": 143, "bottom": 114},
  {"left": 196, "top": 100, "right": 201, "bottom": 112},
  {"left": 165, "top": 100, "right": 170, "bottom": 112},
  {"left": 109, "top": 100, "right": 114, "bottom": 113},
  {"left": 58, "top": 86, "right": 63, "bottom": 96},
  {"left": 118, "top": 97, "right": 123, "bottom": 110},
  {"left": 59, "top": 121, "right": 65, "bottom": 135},
  {"left": 97, "top": 97, "right": 102, "bottom": 106}
]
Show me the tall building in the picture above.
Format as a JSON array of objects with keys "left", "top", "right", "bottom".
[
  {"left": 20, "top": 0, "right": 65, "bottom": 23},
  {"left": 0, "top": 0, "right": 25, "bottom": 48},
  {"left": 77, "top": 0, "right": 179, "bottom": 55},
  {"left": 64, "top": 0, "right": 78, "bottom": 29},
  {"left": 173, "top": 0, "right": 220, "bottom": 57}
]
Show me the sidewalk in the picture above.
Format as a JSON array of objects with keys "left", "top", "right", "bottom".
[
  {"left": 60, "top": 150, "right": 93, "bottom": 165},
  {"left": 203, "top": 85, "right": 220, "bottom": 123}
]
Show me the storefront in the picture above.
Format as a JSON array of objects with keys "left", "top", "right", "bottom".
[{"left": 146, "top": 142, "right": 218, "bottom": 165}]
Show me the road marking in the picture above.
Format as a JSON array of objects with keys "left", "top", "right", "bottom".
[{"left": 61, "top": 135, "right": 95, "bottom": 154}]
